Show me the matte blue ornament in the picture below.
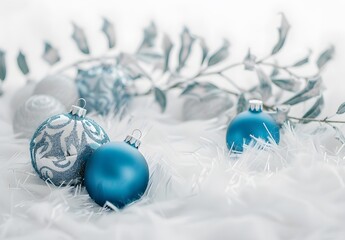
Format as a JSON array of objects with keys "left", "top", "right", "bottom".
[
  {"left": 76, "top": 64, "right": 132, "bottom": 116},
  {"left": 30, "top": 100, "right": 110, "bottom": 185},
  {"left": 226, "top": 99, "right": 280, "bottom": 152},
  {"left": 84, "top": 130, "right": 149, "bottom": 208}
]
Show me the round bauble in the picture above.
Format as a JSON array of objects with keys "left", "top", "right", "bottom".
[
  {"left": 13, "top": 95, "right": 66, "bottom": 138},
  {"left": 10, "top": 81, "right": 36, "bottom": 113},
  {"left": 85, "top": 133, "right": 149, "bottom": 208},
  {"left": 226, "top": 99, "right": 280, "bottom": 152},
  {"left": 34, "top": 74, "right": 78, "bottom": 108},
  {"left": 76, "top": 64, "right": 132, "bottom": 115},
  {"left": 30, "top": 103, "right": 110, "bottom": 185}
]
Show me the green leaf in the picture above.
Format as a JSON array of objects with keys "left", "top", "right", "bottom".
[
  {"left": 199, "top": 38, "right": 208, "bottom": 65},
  {"left": 154, "top": 87, "right": 167, "bottom": 112},
  {"left": 283, "top": 77, "right": 321, "bottom": 105},
  {"left": 17, "top": 51, "right": 29, "bottom": 75},
  {"left": 102, "top": 18, "right": 116, "bottom": 48},
  {"left": 138, "top": 22, "right": 157, "bottom": 52},
  {"left": 181, "top": 82, "right": 219, "bottom": 96},
  {"left": 243, "top": 49, "right": 256, "bottom": 71},
  {"left": 72, "top": 23, "right": 90, "bottom": 54},
  {"left": 208, "top": 39, "right": 229, "bottom": 67},
  {"left": 162, "top": 34, "right": 173, "bottom": 72},
  {"left": 301, "top": 96, "right": 324, "bottom": 123},
  {"left": 336, "top": 102, "right": 345, "bottom": 114},
  {"left": 317, "top": 45, "right": 335, "bottom": 69},
  {"left": 0, "top": 50, "right": 6, "bottom": 81},
  {"left": 272, "top": 78, "right": 300, "bottom": 92},
  {"left": 177, "top": 27, "right": 195, "bottom": 72},
  {"left": 272, "top": 13, "right": 290, "bottom": 55},
  {"left": 42, "top": 42, "right": 60, "bottom": 65}
]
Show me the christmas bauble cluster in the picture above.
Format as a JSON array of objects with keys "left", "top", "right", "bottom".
[
  {"left": 29, "top": 101, "right": 149, "bottom": 208},
  {"left": 12, "top": 63, "right": 133, "bottom": 137}
]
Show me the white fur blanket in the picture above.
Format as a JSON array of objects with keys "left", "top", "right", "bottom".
[{"left": 1, "top": 92, "right": 345, "bottom": 240}]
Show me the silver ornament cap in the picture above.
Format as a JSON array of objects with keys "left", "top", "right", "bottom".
[
  {"left": 249, "top": 99, "right": 263, "bottom": 112},
  {"left": 70, "top": 98, "right": 87, "bottom": 117},
  {"left": 124, "top": 129, "right": 142, "bottom": 148}
]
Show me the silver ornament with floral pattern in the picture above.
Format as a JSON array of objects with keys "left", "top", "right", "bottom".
[
  {"left": 30, "top": 101, "right": 110, "bottom": 185},
  {"left": 76, "top": 64, "right": 132, "bottom": 115}
]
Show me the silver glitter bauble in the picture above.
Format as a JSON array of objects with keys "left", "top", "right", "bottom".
[
  {"left": 34, "top": 74, "right": 78, "bottom": 108},
  {"left": 76, "top": 64, "right": 132, "bottom": 115},
  {"left": 13, "top": 95, "right": 66, "bottom": 138},
  {"left": 30, "top": 103, "right": 110, "bottom": 185}
]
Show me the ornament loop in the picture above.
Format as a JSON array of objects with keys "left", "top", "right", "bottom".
[
  {"left": 77, "top": 98, "right": 87, "bottom": 109},
  {"left": 124, "top": 129, "right": 143, "bottom": 148},
  {"left": 132, "top": 129, "right": 142, "bottom": 139}
]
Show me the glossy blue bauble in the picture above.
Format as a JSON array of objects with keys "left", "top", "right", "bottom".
[
  {"left": 84, "top": 141, "right": 149, "bottom": 208},
  {"left": 226, "top": 102, "right": 280, "bottom": 152}
]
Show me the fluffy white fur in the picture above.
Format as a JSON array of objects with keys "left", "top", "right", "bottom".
[{"left": 1, "top": 93, "right": 345, "bottom": 240}]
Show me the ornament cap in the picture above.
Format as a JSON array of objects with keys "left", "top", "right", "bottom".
[
  {"left": 249, "top": 99, "right": 263, "bottom": 112},
  {"left": 124, "top": 129, "right": 142, "bottom": 148},
  {"left": 70, "top": 98, "right": 87, "bottom": 117}
]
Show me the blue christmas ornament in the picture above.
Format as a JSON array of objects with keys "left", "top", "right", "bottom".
[
  {"left": 30, "top": 100, "right": 110, "bottom": 185},
  {"left": 226, "top": 99, "right": 280, "bottom": 152},
  {"left": 76, "top": 64, "right": 132, "bottom": 116},
  {"left": 84, "top": 130, "right": 149, "bottom": 208}
]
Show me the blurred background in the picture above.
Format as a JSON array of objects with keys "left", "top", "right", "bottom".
[{"left": 0, "top": 0, "right": 344, "bottom": 117}]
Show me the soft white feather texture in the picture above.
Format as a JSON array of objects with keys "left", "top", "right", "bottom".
[{"left": 1, "top": 93, "right": 345, "bottom": 240}]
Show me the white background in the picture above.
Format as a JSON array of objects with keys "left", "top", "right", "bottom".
[{"left": 0, "top": 0, "right": 345, "bottom": 117}]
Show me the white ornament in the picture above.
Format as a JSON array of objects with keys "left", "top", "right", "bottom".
[
  {"left": 34, "top": 74, "right": 78, "bottom": 108},
  {"left": 10, "top": 81, "right": 36, "bottom": 114},
  {"left": 13, "top": 95, "right": 66, "bottom": 138}
]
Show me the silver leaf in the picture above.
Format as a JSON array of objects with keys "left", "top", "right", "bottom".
[
  {"left": 317, "top": 45, "right": 335, "bottom": 69},
  {"left": 200, "top": 38, "right": 208, "bottom": 65},
  {"left": 42, "top": 42, "right": 60, "bottom": 65},
  {"left": 162, "top": 34, "right": 173, "bottom": 72},
  {"left": 243, "top": 49, "right": 256, "bottom": 71},
  {"left": 154, "top": 87, "right": 167, "bottom": 112},
  {"left": 177, "top": 27, "right": 195, "bottom": 72},
  {"left": 138, "top": 22, "right": 157, "bottom": 52},
  {"left": 255, "top": 67, "right": 272, "bottom": 101},
  {"left": 272, "top": 78, "right": 300, "bottom": 92},
  {"left": 301, "top": 95, "right": 324, "bottom": 122},
  {"left": 117, "top": 53, "right": 150, "bottom": 80},
  {"left": 0, "top": 50, "right": 6, "bottom": 81},
  {"left": 291, "top": 50, "right": 311, "bottom": 67},
  {"left": 237, "top": 93, "right": 247, "bottom": 113},
  {"left": 336, "top": 102, "right": 345, "bottom": 114},
  {"left": 102, "top": 18, "right": 116, "bottom": 49},
  {"left": 72, "top": 23, "right": 90, "bottom": 54},
  {"left": 17, "top": 51, "right": 29, "bottom": 75},
  {"left": 208, "top": 39, "right": 230, "bottom": 67},
  {"left": 272, "top": 13, "right": 290, "bottom": 55},
  {"left": 283, "top": 77, "right": 322, "bottom": 105}
]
